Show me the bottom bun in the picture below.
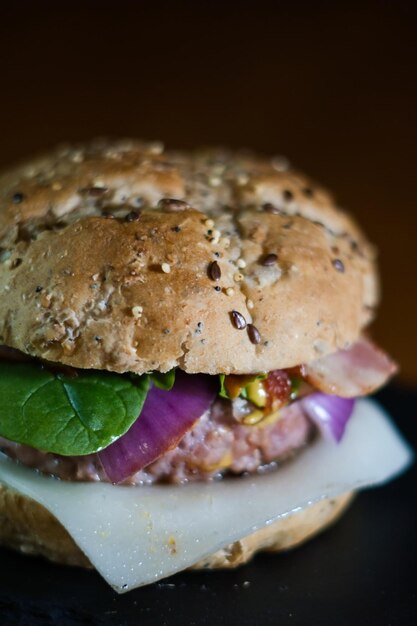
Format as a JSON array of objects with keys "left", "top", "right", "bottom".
[
  {"left": 0, "top": 482, "right": 353, "bottom": 571},
  {"left": 192, "top": 490, "right": 354, "bottom": 569}
]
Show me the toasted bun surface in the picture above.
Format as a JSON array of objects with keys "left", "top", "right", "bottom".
[
  {"left": 0, "top": 482, "right": 353, "bottom": 570},
  {"left": 0, "top": 140, "right": 377, "bottom": 374}
]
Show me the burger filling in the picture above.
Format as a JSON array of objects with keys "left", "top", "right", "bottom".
[
  {"left": 0, "top": 337, "right": 396, "bottom": 485},
  {"left": 0, "top": 396, "right": 313, "bottom": 484}
]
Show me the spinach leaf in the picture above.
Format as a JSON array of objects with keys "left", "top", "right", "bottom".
[
  {"left": 151, "top": 369, "right": 176, "bottom": 390},
  {"left": 0, "top": 362, "right": 149, "bottom": 456},
  {"left": 218, "top": 374, "right": 228, "bottom": 399},
  {"left": 290, "top": 376, "right": 302, "bottom": 400}
]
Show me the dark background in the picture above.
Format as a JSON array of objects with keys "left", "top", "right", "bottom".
[{"left": 0, "top": 0, "right": 416, "bottom": 382}]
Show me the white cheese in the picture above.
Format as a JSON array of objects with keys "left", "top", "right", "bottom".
[{"left": 0, "top": 400, "right": 412, "bottom": 593}]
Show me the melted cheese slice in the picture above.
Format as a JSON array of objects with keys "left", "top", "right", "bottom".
[{"left": 0, "top": 400, "right": 412, "bottom": 593}]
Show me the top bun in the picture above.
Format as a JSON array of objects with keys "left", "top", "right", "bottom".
[{"left": 0, "top": 139, "right": 378, "bottom": 374}]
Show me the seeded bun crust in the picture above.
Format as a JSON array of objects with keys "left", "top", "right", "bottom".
[
  {"left": 0, "top": 482, "right": 353, "bottom": 570},
  {"left": 0, "top": 139, "right": 378, "bottom": 374}
]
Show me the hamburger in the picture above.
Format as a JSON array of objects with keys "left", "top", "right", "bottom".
[{"left": 0, "top": 139, "right": 411, "bottom": 592}]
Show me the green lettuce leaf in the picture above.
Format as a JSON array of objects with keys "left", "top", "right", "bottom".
[
  {"left": 151, "top": 369, "right": 176, "bottom": 390},
  {"left": 290, "top": 376, "right": 302, "bottom": 400},
  {"left": 218, "top": 374, "right": 228, "bottom": 398},
  {"left": 0, "top": 362, "right": 149, "bottom": 456}
]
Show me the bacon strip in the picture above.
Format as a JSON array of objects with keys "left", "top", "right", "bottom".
[{"left": 304, "top": 337, "right": 397, "bottom": 398}]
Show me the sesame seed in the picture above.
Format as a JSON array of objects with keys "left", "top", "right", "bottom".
[
  {"left": 12, "top": 192, "right": 25, "bottom": 204},
  {"left": 222, "top": 237, "right": 230, "bottom": 248},
  {"left": 62, "top": 339, "right": 76, "bottom": 355},
  {"left": 261, "top": 253, "right": 278, "bottom": 266},
  {"left": 40, "top": 293, "right": 51, "bottom": 307},
  {"left": 271, "top": 155, "right": 290, "bottom": 172},
  {"left": 332, "top": 258, "right": 345, "bottom": 273},
  {"left": 79, "top": 186, "right": 108, "bottom": 197},
  {"left": 71, "top": 151, "right": 84, "bottom": 163},
  {"left": 125, "top": 210, "right": 141, "bottom": 222},
  {"left": 236, "top": 173, "right": 249, "bottom": 185},
  {"left": 52, "top": 182, "right": 62, "bottom": 191},
  {"left": 234, "top": 272, "right": 244, "bottom": 282},
  {"left": 247, "top": 324, "right": 261, "bottom": 344},
  {"left": 210, "top": 229, "right": 221, "bottom": 245},
  {"left": 246, "top": 299, "right": 254, "bottom": 310},
  {"left": 282, "top": 189, "right": 294, "bottom": 202},
  {"left": 149, "top": 141, "right": 164, "bottom": 155},
  {"left": 226, "top": 287, "right": 235, "bottom": 296},
  {"left": 157, "top": 198, "right": 189, "bottom": 211},
  {"left": 230, "top": 310, "right": 247, "bottom": 330},
  {"left": 262, "top": 202, "right": 280, "bottom": 214},
  {"left": 208, "top": 260, "right": 221, "bottom": 281},
  {"left": 205, "top": 218, "right": 215, "bottom": 229},
  {"left": 131, "top": 305, "right": 143, "bottom": 319},
  {"left": 209, "top": 176, "right": 221, "bottom": 187},
  {"left": 161, "top": 262, "right": 171, "bottom": 273},
  {"left": 237, "top": 258, "right": 246, "bottom": 269}
]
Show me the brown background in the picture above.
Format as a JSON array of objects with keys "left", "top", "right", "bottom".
[{"left": 0, "top": 0, "right": 416, "bottom": 381}]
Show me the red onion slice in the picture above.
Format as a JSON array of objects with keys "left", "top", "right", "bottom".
[
  {"left": 302, "top": 393, "right": 355, "bottom": 443},
  {"left": 99, "top": 371, "right": 217, "bottom": 483}
]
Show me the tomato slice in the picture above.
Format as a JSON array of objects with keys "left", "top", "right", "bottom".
[{"left": 264, "top": 370, "right": 292, "bottom": 410}]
